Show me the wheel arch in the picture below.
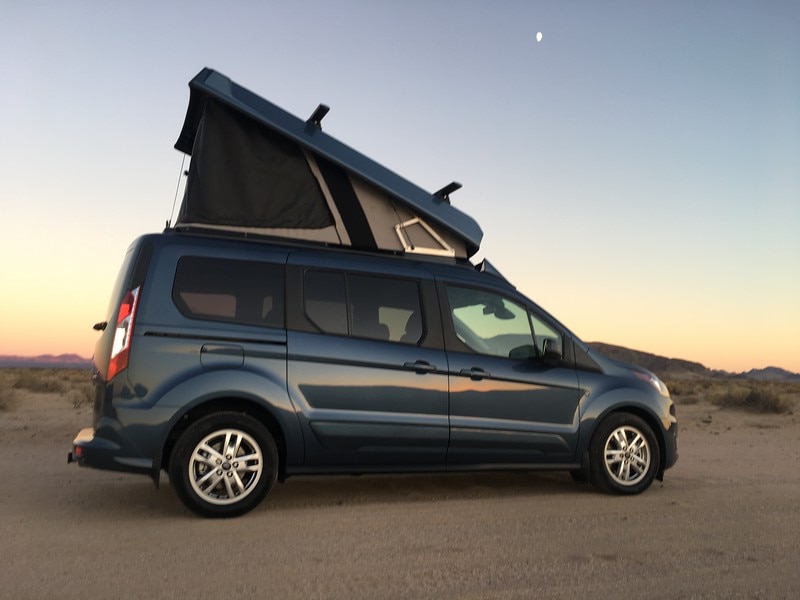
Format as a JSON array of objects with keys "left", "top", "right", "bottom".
[
  {"left": 145, "top": 368, "right": 303, "bottom": 487},
  {"left": 579, "top": 390, "right": 670, "bottom": 481},
  {"left": 161, "top": 396, "right": 291, "bottom": 482}
]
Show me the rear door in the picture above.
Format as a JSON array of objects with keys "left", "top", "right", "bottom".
[
  {"left": 286, "top": 252, "right": 449, "bottom": 470},
  {"left": 440, "top": 282, "right": 584, "bottom": 467}
]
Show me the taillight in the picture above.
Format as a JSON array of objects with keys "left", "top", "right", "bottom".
[{"left": 107, "top": 285, "right": 141, "bottom": 380}]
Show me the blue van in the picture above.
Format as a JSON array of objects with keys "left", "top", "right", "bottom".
[
  {"left": 69, "top": 70, "right": 677, "bottom": 517},
  {"left": 70, "top": 230, "right": 677, "bottom": 517}
]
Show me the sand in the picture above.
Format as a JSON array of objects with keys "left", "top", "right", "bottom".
[{"left": 1, "top": 384, "right": 799, "bottom": 599}]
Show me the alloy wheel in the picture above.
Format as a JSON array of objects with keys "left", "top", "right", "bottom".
[{"left": 188, "top": 428, "right": 263, "bottom": 505}]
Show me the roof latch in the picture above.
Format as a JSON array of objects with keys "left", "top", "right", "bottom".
[
  {"left": 306, "top": 104, "right": 330, "bottom": 129},
  {"left": 433, "top": 181, "right": 462, "bottom": 204}
]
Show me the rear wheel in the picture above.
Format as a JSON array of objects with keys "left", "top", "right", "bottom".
[
  {"left": 589, "top": 412, "right": 659, "bottom": 495},
  {"left": 168, "top": 412, "right": 278, "bottom": 517}
]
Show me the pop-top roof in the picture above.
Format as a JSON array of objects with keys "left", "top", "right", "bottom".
[{"left": 174, "top": 68, "right": 483, "bottom": 257}]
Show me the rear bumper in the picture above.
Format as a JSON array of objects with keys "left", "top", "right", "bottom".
[
  {"left": 67, "top": 427, "right": 98, "bottom": 464},
  {"left": 68, "top": 426, "right": 155, "bottom": 477}
]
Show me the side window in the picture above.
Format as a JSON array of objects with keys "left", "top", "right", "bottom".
[
  {"left": 304, "top": 271, "right": 348, "bottom": 335},
  {"left": 172, "top": 257, "right": 284, "bottom": 328},
  {"left": 349, "top": 275, "right": 422, "bottom": 343},
  {"left": 529, "top": 312, "right": 562, "bottom": 358},
  {"left": 303, "top": 270, "right": 423, "bottom": 344},
  {"left": 445, "top": 285, "right": 535, "bottom": 358}
]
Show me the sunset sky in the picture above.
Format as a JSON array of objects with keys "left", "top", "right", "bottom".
[{"left": 1, "top": 1, "right": 798, "bottom": 373}]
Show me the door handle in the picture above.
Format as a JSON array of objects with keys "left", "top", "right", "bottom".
[
  {"left": 459, "top": 367, "right": 491, "bottom": 380},
  {"left": 403, "top": 360, "right": 436, "bottom": 374}
]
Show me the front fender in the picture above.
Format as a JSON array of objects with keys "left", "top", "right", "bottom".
[{"left": 577, "top": 385, "right": 673, "bottom": 460}]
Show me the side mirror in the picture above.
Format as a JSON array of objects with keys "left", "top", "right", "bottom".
[
  {"left": 542, "top": 337, "right": 563, "bottom": 363},
  {"left": 509, "top": 344, "right": 538, "bottom": 360}
]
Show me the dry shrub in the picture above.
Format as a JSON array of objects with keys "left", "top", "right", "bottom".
[
  {"left": 0, "top": 387, "right": 16, "bottom": 411},
  {"left": 67, "top": 387, "right": 93, "bottom": 408},
  {"left": 665, "top": 378, "right": 798, "bottom": 413},
  {"left": 712, "top": 384, "right": 794, "bottom": 414},
  {"left": 60, "top": 368, "right": 93, "bottom": 385},
  {"left": 67, "top": 379, "right": 94, "bottom": 408},
  {"left": 663, "top": 379, "right": 687, "bottom": 396},
  {"left": 12, "top": 370, "right": 66, "bottom": 393},
  {"left": 1, "top": 368, "right": 93, "bottom": 407},
  {"left": 677, "top": 394, "right": 701, "bottom": 406},
  {"left": 664, "top": 378, "right": 715, "bottom": 405}
]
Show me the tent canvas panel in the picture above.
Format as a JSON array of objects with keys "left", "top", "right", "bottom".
[
  {"left": 179, "top": 100, "right": 334, "bottom": 229},
  {"left": 348, "top": 177, "right": 467, "bottom": 257}
]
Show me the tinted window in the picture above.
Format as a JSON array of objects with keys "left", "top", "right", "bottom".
[
  {"left": 349, "top": 275, "right": 422, "bottom": 343},
  {"left": 304, "top": 270, "right": 348, "bottom": 335},
  {"left": 529, "top": 311, "right": 562, "bottom": 358},
  {"left": 172, "top": 257, "right": 284, "bottom": 328},
  {"left": 446, "top": 285, "right": 535, "bottom": 358},
  {"left": 303, "top": 270, "right": 423, "bottom": 344}
]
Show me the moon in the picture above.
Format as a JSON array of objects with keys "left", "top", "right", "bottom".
[{"left": 536, "top": 31, "right": 543, "bottom": 42}]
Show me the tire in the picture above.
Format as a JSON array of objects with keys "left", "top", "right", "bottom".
[
  {"left": 589, "top": 412, "right": 660, "bottom": 495},
  {"left": 168, "top": 412, "right": 278, "bottom": 518}
]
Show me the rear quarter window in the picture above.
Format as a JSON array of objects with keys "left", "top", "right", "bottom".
[{"left": 172, "top": 256, "right": 284, "bottom": 328}]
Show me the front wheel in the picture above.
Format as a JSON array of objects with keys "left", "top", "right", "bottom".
[
  {"left": 589, "top": 412, "right": 660, "bottom": 495},
  {"left": 169, "top": 412, "right": 278, "bottom": 518}
]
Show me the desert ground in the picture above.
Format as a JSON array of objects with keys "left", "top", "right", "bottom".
[{"left": 1, "top": 369, "right": 799, "bottom": 599}]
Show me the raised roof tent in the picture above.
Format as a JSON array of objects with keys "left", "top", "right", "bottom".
[{"left": 174, "top": 68, "right": 483, "bottom": 258}]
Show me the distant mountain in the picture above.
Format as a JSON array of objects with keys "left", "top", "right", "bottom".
[
  {"left": 739, "top": 367, "right": 800, "bottom": 383},
  {"left": 588, "top": 342, "right": 712, "bottom": 379},
  {"left": 0, "top": 354, "right": 91, "bottom": 369},
  {"left": 588, "top": 343, "right": 800, "bottom": 383}
]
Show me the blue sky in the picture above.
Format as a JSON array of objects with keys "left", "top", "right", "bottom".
[{"left": 1, "top": 1, "right": 798, "bottom": 372}]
